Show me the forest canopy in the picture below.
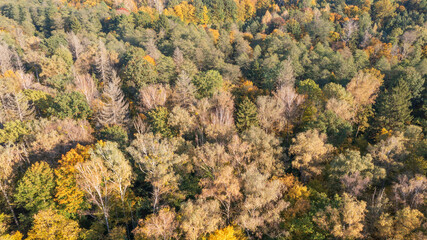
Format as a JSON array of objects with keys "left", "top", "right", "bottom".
[{"left": 0, "top": 0, "right": 426, "bottom": 239}]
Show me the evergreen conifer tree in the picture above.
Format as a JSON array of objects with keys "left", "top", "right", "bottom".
[{"left": 236, "top": 97, "right": 258, "bottom": 132}]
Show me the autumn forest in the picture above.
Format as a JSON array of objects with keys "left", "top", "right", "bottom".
[{"left": 0, "top": 0, "right": 426, "bottom": 239}]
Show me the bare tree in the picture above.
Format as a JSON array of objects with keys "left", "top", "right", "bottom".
[
  {"left": 171, "top": 71, "right": 196, "bottom": 108},
  {"left": 0, "top": 144, "right": 26, "bottom": 227},
  {"left": 210, "top": 91, "right": 234, "bottom": 127},
  {"left": 17, "top": 71, "right": 35, "bottom": 90},
  {"left": 97, "top": 73, "right": 129, "bottom": 127},
  {"left": 148, "top": 0, "right": 164, "bottom": 13},
  {"left": 127, "top": 133, "right": 180, "bottom": 213},
  {"left": 74, "top": 72, "right": 98, "bottom": 105},
  {"left": 138, "top": 84, "right": 169, "bottom": 111},
  {"left": 276, "top": 59, "right": 295, "bottom": 88},
  {"left": 343, "top": 20, "right": 358, "bottom": 44},
  {"left": 76, "top": 156, "right": 112, "bottom": 232},
  {"left": 67, "top": 32, "right": 83, "bottom": 60},
  {"left": 133, "top": 207, "right": 178, "bottom": 240},
  {"left": 340, "top": 171, "right": 371, "bottom": 197},
  {"left": 144, "top": 38, "right": 161, "bottom": 61},
  {"left": 133, "top": 114, "right": 149, "bottom": 135},
  {"left": 1, "top": 92, "right": 34, "bottom": 123},
  {"left": 173, "top": 47, "right": 184, "bottom": 70},
  {"left": 95, "top": 39, "right": 112, "bottom": 83},
  {"left": 237, "top": 166, "right": 289, "bottom": 238},
  {"left": 401, "top": 30, "right": 418, "bottom": 59},
  {"left": 194, "top": 143, "right": 241, "bottom": 223},
  {"left": 93, "top": 141, "right": 133, "bottom": 204},
  {"left": 392, "top": 175, "right": 426, "bottom": 209},
  {"left": 256, "top": 95, "right": 285, "bottom": 133},
  {"left": 274, "top": 86, "right": 305, "bottom": 136},
  {"left": 0, "top": 41, "right": 13, "bottom": 74}
]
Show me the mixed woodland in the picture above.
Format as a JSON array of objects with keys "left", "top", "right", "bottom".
[{"left": 0, "top": 0, "right": 426, "bottom": 239}]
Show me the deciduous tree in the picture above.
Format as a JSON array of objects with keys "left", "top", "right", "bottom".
[
  {"left": 314, "top": 193, "right": 367, "bottom": 239},
  {"left": 15, "top": 162, "right": 55, "bottom": 214},
  {"left": 180, "top": 199, "right": 223, "bottom": 240},
  {"left": 55, "top": 144, "right": 90, "bottom": 216},
  {"left": 289, "top": 129, "right": 335, "bottom": 181},
  {"left": 27, "top": 209, "right": 81, "bottom": 240},
  {"left": 133, "top": 207, "right": 178, "bottom": 240},
  {"left": 0, "top": 144, "right": 26, "bottom": 226},
  {"left": 127, "top": 133, "right": 180, "bottom": 212}
]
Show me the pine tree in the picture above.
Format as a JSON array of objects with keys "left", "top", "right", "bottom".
[
  {"left": 376, "top": 80, "right": 412, "bottom": 131},
  {"left": 97, "top": 73, "right": 129, "bottom": 127},
  {"left": 236, "top": 97, "right": 258, "bottom": 132}
]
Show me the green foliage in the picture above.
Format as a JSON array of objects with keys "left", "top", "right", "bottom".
[
  {"left": 23, "top": 89, "right": 52, "bottom": 116},
  {"left": 43, "top": 74, "right": 72, "bottom": 91},
  {"left": 148, "top": 107, "right": 174, "bottom": 138},
  {"left": 41, "top": 33, "right": 68, "bottom": 55},
  {"left": 156, "top": 56, "right": 176, "bottom": 84},
  {"left": 122, "top": 55, "right": 158, "bottom": 89},
  {"left": 97, "top": 125, "right": 129, "bottom": 146},
  {"left": 192, "top": 70, "right": 223, "bottom": 99},
  {"left": 53, "top": 47, "right": 73, "bottom": 67},
  {"left": 376, "top": 80, "right": 413, "bottom": 131},
  {"left": 236, "top": 97, "right": 258, "bottom": 132},
  {"left": 297, "top": 79, "right": 323, "bottom": 103},
  {"left": 0, "top": 0, "right": 425, "bottom": 238},
  {"left": 47, "top": 91, "right": 92, "bottom": 120},
  {"left": 310, "top": 111, "right": 353, "bottom": 147},
  {"left": 0, "top": 120, "right": 30, "bottom": 144},
  {"left": 15, "top": 162, "right": 55, "bottom": 214},
  {"left": 329, "top": 150, "right": 376, "bottom": 179}
]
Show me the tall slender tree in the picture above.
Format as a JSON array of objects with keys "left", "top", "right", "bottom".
[
  {"left": 376, "top": 80, "right": 412, "bottom": 131},
  {"left": 97, "top": 73, "right": 129, "bottom": 127}
]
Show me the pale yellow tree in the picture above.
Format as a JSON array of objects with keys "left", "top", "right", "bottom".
[
  {"left": 180, "top": 199, "right": 223, "bottom": 240},
  {"left": 133, "top": 207, "right": 178, "bottom": 240},
  {"left": 76, "top": 148, "right": 112, "bottom": 231},
  {"left": 375, "top": 207, "right": 425, "bottom": 239},
  {"left": 346, "top": 69, "right": 383, "bottom": 107},
  {"left": 314, "top": 193, "right": 367, "bottom": 239},
  {"left": 0, "top": 144, "right": 26, "bottom": 227},
  {"left": 127, "top": 133, "right": 181, "bottom": 212},
  {"left": 289, "top": 129, "right": 335, "bottom": 181}
]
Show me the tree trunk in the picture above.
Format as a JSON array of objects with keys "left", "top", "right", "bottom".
[
  {"left": 0, "top": 184, "right": 19, "bottom": 226},
  {"left": 104, "top": 209, "right": 110, "bottom": 233}
]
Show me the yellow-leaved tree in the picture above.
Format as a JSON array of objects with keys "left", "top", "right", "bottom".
[
  {"left": 208, "top": 226, "right": 247, "bottom": 240},
  {"left": 27, "top": 209, "right": 81, "bottom": 240},
  {"left": 55, "top": 144, "right": 91, "bottom": 217}
]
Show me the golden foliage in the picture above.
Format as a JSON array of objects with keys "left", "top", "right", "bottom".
[
  {"left": 143, "top": 55, "right": 156, "bottom": 66},
  {"left": 27, "top": 209, "right": 81, "bottom": 240},
  {"left": 164, "top": 1, "right": 197, "bottom": 23},
  {"left": 55, "top": 144, "right": 91, "bottom": 216},
  {"left": 208, "top": 29, "right": 220, "bottom": 44},
  {"left": 208, "top": 225, "right": 247, "bottom": 240},
  {"left": 138, "top": 6, "right": 159, "bottom": 21},
  {"left": 280, "top": 175, "right": 310, "bottom": 200},
  {"left": 235, "top": 0, "right": 255, "bottom": 21}
]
